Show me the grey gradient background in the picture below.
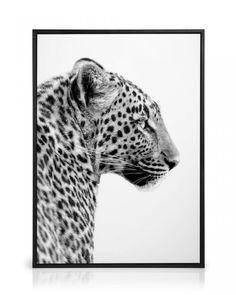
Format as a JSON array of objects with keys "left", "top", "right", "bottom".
[{"left": 38, "top": 34, "right": 200, "bottom": 263}]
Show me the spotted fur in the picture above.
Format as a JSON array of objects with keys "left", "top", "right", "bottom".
[{"left": 36, "top": 58, "right": 179, "bottom": 264}]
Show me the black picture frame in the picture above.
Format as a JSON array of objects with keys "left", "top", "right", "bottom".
[{"left": 33, "top": 29, "right": 205, "bottom": 268}]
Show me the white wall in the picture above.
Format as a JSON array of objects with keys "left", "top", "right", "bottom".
[{"left": 1, "top": 0, "right": 236, "bottom": 294}]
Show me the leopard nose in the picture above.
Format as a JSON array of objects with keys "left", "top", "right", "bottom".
[
  {"left": 162, "top": 151, "right": 180, "bottom": 170},
  {"left": 164, "top": 158, "right": 179, "bottom": 170}
]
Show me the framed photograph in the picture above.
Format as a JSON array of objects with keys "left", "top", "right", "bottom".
[{"left": 33, "top": 30, "right": 204, "bottom": 268}]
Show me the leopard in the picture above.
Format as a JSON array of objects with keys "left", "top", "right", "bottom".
[{"left": 36, "top": 58, "right": 179, "bottom": 264}]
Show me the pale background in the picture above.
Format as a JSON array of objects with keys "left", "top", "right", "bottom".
[
  {"left": 38, "top": 34, "right": 200, "bottom": 263},
  {"left": 1, "top": 0, "right": 236, "bottom": 294}
]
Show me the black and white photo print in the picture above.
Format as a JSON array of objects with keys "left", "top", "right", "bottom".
[{"left": 33, "top": 30, "right": 204, "bottom": 267}]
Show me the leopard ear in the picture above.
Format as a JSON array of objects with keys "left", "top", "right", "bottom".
[{"left": 71, "top": 58, "right": 118, "bottom": 113}]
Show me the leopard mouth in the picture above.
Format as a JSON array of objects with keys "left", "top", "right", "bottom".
[{"left": 121, "top": 165, "right": 164, "bottom": 187}]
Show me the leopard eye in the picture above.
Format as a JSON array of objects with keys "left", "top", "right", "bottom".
[
  {"left": 133, "top": 115, "right": 148, "bottom": 129},
  {"left": 140, "top": 121, "right": 146, "bottom": 129},
  {"left": 138, "top": 118, "right": 148, "bottom": 129}
]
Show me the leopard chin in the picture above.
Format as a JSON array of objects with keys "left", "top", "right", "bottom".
[
  {"left": 121, "top": 165, "right": 167, "bottom": 190},
  {"left": 135, "top": 175, "right": 167, "bottom": 192}
]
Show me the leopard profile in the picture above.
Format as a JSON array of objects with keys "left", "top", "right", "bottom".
[{"left": 36, "top": 58, "right": 179, "bottom": 264}]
